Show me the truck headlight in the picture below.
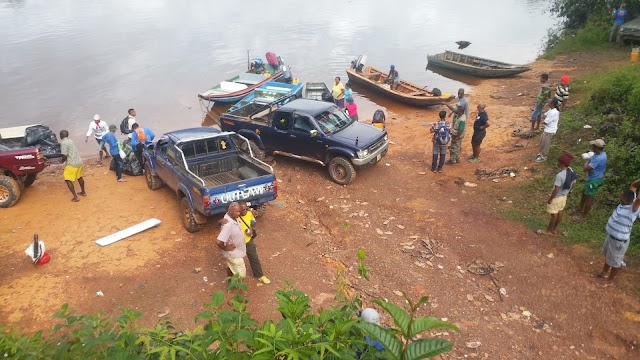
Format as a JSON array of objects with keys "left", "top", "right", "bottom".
[
  {"left": 384, "top": 134, "right": 388, "bottom": 142},
  {"left": 357, "top": 149, "right": 369, "bottom": 159}
]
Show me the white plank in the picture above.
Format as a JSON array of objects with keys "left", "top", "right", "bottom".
[{"left": 95, "top": 218, "right": 162, "bottom": 247}]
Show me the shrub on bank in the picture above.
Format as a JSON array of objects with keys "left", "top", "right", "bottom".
[{"left": 541, "top": 22, "right": 609, "bottom": 59}]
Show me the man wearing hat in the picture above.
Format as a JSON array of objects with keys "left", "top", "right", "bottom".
[
  {"left": 84, "top": 114, "right": 110, "bottom": 165},
  {"left": 357, "top": 308, "right": 385, "bottom": 356},
  {"left": 101, "top": 124, "right": 126, "bottom": 182},
  {"left": 575, "top": 139, "right": 607, "bottom": 221},
  {"left": 386, "top": 65, "right": 400, "bottom": 90},
  {"left": 554, "top": 76, "right": 570, "bottom": 112},
  {"left": 539, "top": 153, "right": 577, "bottom": 235}
]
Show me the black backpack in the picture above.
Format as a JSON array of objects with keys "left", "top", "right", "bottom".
[{"left": 120, "top": 116, "right": 132, "bottom": 135}]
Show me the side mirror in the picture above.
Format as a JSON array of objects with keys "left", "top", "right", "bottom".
[{"left": 310, "top": 130, "right": 318, "bottom": 137}]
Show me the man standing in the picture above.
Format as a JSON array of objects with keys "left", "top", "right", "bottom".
[
  {"left": 610, "top": 3, "right": 628, "bottom": 43},
  {"left": 535, "top": 99, "right": 560, "bottom": 163},
  {"left": 469, "top": 103, "right": 489, "bottom": 163},
  {"left": 554, "top": 76, "right": 570, "bottom": 112},
  {"left": 429, "top": 110, "right": 450, "bottom": 172},
  {"left": 216, "top": 202, "right": 247, "bottom": 278},
  {"left": 539, "top": 154, "right": 577, "bottom": 235},
  {"left": 233, "top": 202, "right": 271, "bottom": 283},
  {"left": 102, "top": 124, "right": 126, "bottom": 182},
  {"left": 531, "top": 73, "right": 551, "bottom": 131},
  {"left": 386, "top": 65, "right": 400, "bottom": 90},
  {"left": 575, "top": 139, "right": 607, "bottom": 221},
  {"left": 332, "top": 77, "right": 345, "bottom": 109},
  {"left": 85, "top": 114, "right": 110, "bottom": 165},
  {"left": 595, "top": 178, "right": 640, "bottom": 284},
  {"left": 445, "top": 88, "right": 468, "bottom": 164},
  {"left": 130, "top": 123, "right": 155, "bottom": 165},
  {"left": 124, "top": 109, "right": 137, "bottom": 137},
  {"left": 59, "top": 130, "right": 86, "bottom": 202}
]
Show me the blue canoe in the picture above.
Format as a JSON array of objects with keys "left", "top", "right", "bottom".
[{"left": 228, "top": 79, "right": 304, "bottom": 111}]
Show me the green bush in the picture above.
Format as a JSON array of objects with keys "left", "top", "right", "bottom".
[
  {"left": 0, "top": 254, "right": 458, "bottom": 359},
  {"left": 542, "top": 22, "right": 610, "bottom": 58}
]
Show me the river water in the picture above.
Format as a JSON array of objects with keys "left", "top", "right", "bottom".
[{"left": 0, "top": 0, "right": 556, "bottom": 155}]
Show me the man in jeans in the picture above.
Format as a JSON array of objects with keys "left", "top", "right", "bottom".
[
  {"left": 575, "top": 139, "right": 607, "bottom": 221},
  {"left": 216, "top": 202, "right": 247, "bottom": 278},
  {"left": 101, "top": 124, "right": 126, "bottom": 182},
  {"left": 595, "top": 178, "right": 640, "bottom": 284},
  {"left": 610, "top": 3, "right": 627, "bottom": 43},
  {"left": 429, "top": 110, "right": 450, "bottom": 172},
  {"left": 535, "top": 99, "right": 560, "bottom": 163}
]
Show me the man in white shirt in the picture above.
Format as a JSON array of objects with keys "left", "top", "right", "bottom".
[
  {"left": 535, "top": 99, "right": 560, "bottom": 163},
  {"left": 84, "top": 114, "right": 110, "bottom": 165},
  {"left": 216, "top": 202, "right": 247, "bottom": 278},
  {"left": 126, "top": 109, "right": 136, "bottom": 138}
]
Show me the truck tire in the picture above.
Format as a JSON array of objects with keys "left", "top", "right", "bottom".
[
  {"left": 0, "top": 175, "right": 21, "bottom": 208},
  {"left": 181, "top": 197, "right": 202, "bottom": 233},
  {"left": 253, "top": 203, "right": 267, "bottom": 218},
  {"left": 23, "top": 174, "right": 37, "bottom": 188},
  {"left": 249, "top": 140, "right": 266, "bottom": 161},
  {"left": 328, "top": 156, "right": 356, "bottom": 185},
  {"left": 144, "top": 161, "right": 163, "bottom": 190}
]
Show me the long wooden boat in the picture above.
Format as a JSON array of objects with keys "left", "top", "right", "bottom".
[
  {"left": 427, "top": 51, "right": 531, "bottom": 78},
  {"left": 346, "top": 65, "right": 452, "bottom": 107},
  {"left": 228, "top": 79, "right": 304, "bottom": 111}
]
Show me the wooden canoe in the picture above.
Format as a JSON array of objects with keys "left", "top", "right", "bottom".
[
  {"left": 198, "top": 71, "right": 283, "bottom": 103},
  {"left": 427, "top": 51, "right": 531, "bottom": 78},
  {"left": 346, "top": 66, "right": 452, "bottom": 107}
]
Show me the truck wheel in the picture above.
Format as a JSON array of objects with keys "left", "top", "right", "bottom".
[
  {"left": 253, "top": 203, "right": 267, "bottom": 218},
  {"left": 144, "top": 161, "right": 163, "bottom": 190},
  {"left": 181, "top": 197, "right": 202, "bottom": 233},
  {"left": 249, "top": 140, "right": 266, "bottom": 161},
  {"left": 0, "top": 175, "right": 21, "bottom": 208},
  {"left": 328, "top": 157, "right": 356, "bottom": 185},
  {"left": 23, "top": 174, "right": 37, "bottom": 188}
]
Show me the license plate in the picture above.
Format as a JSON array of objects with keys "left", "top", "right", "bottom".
[{"left": 376, "top": 154, "right": 382, "bottom": 161}]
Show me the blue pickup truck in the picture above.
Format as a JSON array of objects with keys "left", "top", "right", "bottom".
[
  {"left": 219, "top": 97, "right": 389, "bottom": 185},
  {"left": 143, "top": 128, "right": 277, "bottom": 232}
]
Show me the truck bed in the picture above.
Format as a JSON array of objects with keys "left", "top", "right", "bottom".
[
  {"left": 187, "top": 152, "right": 271, "bottom": 187},
  {"left": 202, "top": 171, "right": 242, "bottom": 187}
]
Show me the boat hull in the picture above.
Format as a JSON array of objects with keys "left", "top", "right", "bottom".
[
  {"left": 427, "top": 51, "right": 530, "bottom": 78},
  {"left": 198, "top": 72, "right": 284, "bottom": 103},
  {"left": 346, "top": 67, "right": 451, "bottom": 107}
]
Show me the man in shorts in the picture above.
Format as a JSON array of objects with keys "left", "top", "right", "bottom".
[
  {"left": 539, "top": 153, "right": 577, "bottom": 235},
  {"left": 85, "top": 114, "right": 110, "bottom": 165},
  {"left": 469, "top": 103, "right": 489, "bottom": 163},
  {"left": 531, "top": 73, "right": 551, "bottom": 131},
  {"left": 575, "top": 139, "right": 607, "bottom": 221},
  {"left": 595, "top": 178, "right": 640, "bottom": 284},
  {"left": 216, "top": 202, "right": 247, "bottom": 279},
  {"left": 60, "top": 130, "right": 86, "bottom": 202}
]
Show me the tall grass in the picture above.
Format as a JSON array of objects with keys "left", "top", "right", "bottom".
[{"left": 541, "top": 22, "right": 610, "bottom": 59}]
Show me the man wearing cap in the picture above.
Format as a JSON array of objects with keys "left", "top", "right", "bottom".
[
  {"left": 445, "top": 88, "right": 469, "bottom": 164},
  {"left": 538, "top": 153, "right": 577, "bottom": 235},
  {"left": 216, "top": 202, "right": 247, "bottom": 279},
  {"left": 85, "top": 114, "right": 110, "bottom": 165},
  {"left": 101, "top": 124, "right": 126, "bottom": 182},
  {"left": 554, "top": 76, "right": 570, "bottom": 112},
  {"left": 469, "top": 102, "right": 489, "bottom": 163},
  {"left": 595, "top": 178, "right": 640, "bottom": 285},
  {"left": 575, "top": 139, "right": 607, "bottom": 221},
  {"left": 610, "top": 3, "right": 627, "bottom": 43},
  {"left": 357, "top": 308, "right": 385, "bottom": 357},
  {"left": 386, "top": 65, "right": 400, "bottom": 90}
]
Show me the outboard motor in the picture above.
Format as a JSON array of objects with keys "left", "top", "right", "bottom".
[{"left": 351, "top": 55, "right": 367, "bottom": 73}]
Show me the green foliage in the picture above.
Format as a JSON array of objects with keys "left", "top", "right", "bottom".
[
  {"left": 550, "top": 0, "right": 640, "bottom": 30},
  {"left": 541, "top": 22, "right": 609, "bottom": 58},
  {"left": 0, "top": 258, "right": 456, "bottom": 359}
]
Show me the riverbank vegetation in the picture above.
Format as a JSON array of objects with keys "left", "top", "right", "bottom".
[{"left": 543, "top": 0, "right": 640, "bottom": 58}]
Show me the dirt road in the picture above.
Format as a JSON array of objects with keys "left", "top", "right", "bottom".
[{"left": 1, "top": 50, "right": 639, "bottom": 359}]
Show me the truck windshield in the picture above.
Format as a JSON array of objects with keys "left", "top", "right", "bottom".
[{"left": 314, "top": 108, "right": 352, "bottom": 134}]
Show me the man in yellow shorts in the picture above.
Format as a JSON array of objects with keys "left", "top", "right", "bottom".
[
  {"left": 60, "top": 130, "right": 86, "bottom": 202},
  {"left": 539, "top": 153, "right": 577, "bottom": 235}
]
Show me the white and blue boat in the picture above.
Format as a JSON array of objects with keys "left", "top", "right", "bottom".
[{"left": 228, "top": 79, "right": 303, "bottom": 111}]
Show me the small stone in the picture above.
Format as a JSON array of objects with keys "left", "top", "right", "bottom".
[
  {"left": 418, "top": 172, "right": 427, "bottom": 175},
  {"left": 96, "top": 291, "right": 104, "bottom": 297},
  {"left": 313, "top": 230, "right": 323, "bottom": 234},
  {"left": 484, "top": 295, "right": 494, "bottom": 302},
  {"left": 546, "top": 253, "right": 554, "bottom": 259},
  {"left": 193, "top": 268, "right": 202, "bottom": 274},
  {"left": 298, "top": 199, "right": 305, "bottom": 204},
  {"left": 175, "top": 238, "right": 182, "bottom": 242},
  {"left": 465, "top": 341, "right": 481, "bottom": 349},
  {"left": 463, "top": 182, "right": 478, "bottom": 187},
  {"left": 499, "top": 288, "right": 507, "bottom": 296},
  {"left": 393, "top": 290, "right": 403, "bottom": 297},
  {"left": 170, "top": 231, "right": 176, "bottom": 235},
  {"left": 522, "top": 310, "right": 532, "bottom": 317},
  {"left": 467, "top": 294, "right": 474, "bottom": 301},
  {"left": 203, "top": 276, "right": 208, "bottom": 282},
  {"left": 375, "top": 228, "right": 384, "bottom": 235},
  {"left": 437, "top": 265, "right": 444, "bottom": 269},
  {"left": 396, "top": 225, "right": 405, "bottom": 229},
  {"left": 316, "top": 197, "right": 325, "bottom": 202},
  {"left": 492, "top": 179, "right": 500, "bottom": 183}
]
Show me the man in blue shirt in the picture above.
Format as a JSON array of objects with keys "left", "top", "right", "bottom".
[
  {"left": 595, "top": 178, "right": 640, "bottom": 284},
  {"left": 575, "top": 139, "right": 607, "bottom": 221},
  {"left": 102, "top": 124, "right": 126, "bottom": 182},
  {"left": 469, "top": 103, "right": 490, "bottom": 163},
  {"left": 130, "top": 123, "right": 155, "bottom": 166},
  {"left": 610, "top": 3, "right": 628, "bottom": 43}
]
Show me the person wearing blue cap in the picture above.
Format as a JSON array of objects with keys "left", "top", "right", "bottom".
[{"left": 386, "top": 65, "right": 400, "bottom": 90}]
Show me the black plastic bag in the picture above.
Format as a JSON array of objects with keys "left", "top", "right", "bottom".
[
  {"left": 321, "top": 91, "right": 334, "bottom": 103},
  {"left": 123, "top": 156, "right": 143, "bottom": 176},
  {"left": 22, "top": 125, "right": 61, "bottom": 158}
]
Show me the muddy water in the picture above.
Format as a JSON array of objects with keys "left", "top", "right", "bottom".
[{"left": 0, "top": 0, "right": 555, "bottom": 155}]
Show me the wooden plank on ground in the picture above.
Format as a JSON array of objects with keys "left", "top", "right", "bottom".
[{"left": 95, "top": 218, "right": 162, "bottom": 247}]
